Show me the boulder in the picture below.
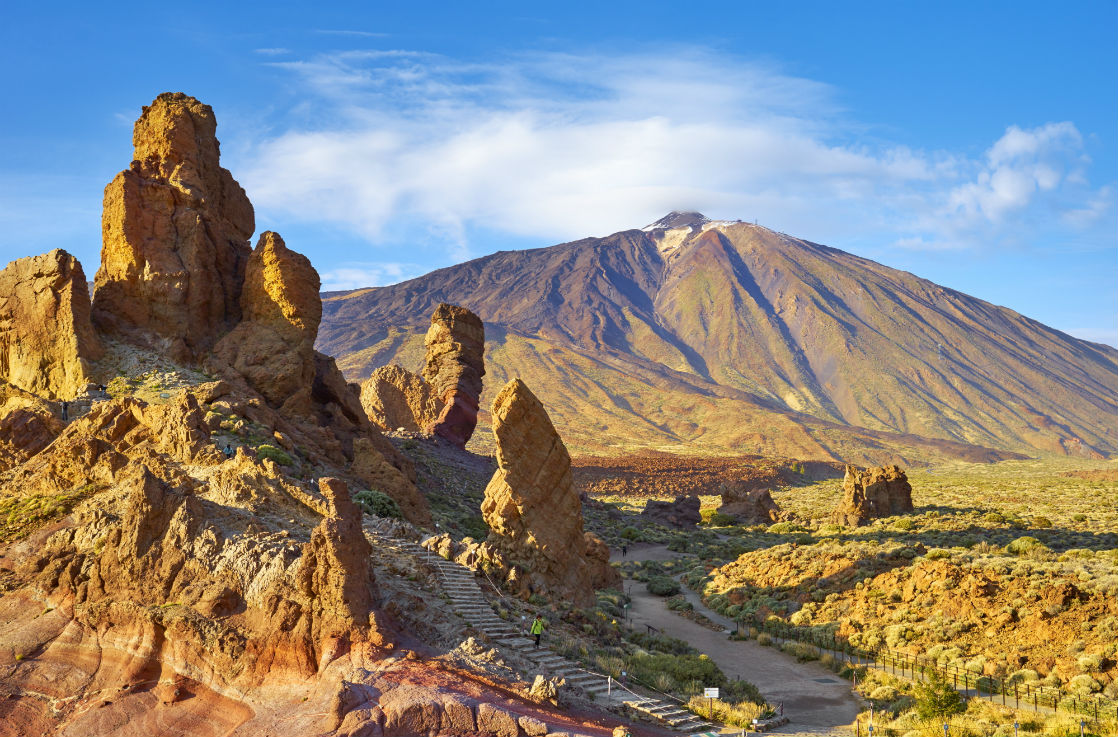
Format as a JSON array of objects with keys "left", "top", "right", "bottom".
[
  {"left": 0, "top": 249, "right": 103, "bottom": 399},
  {"left": 718, "top": 485, "right": 784, "bottom": 524},
  {"left": 831, "top": 464, "right": 914, "bottom": 526},
  {"left": 93, "top": 92, "right": 254, "bottom": 361},
  {"left": 359, "top": 364, "right": 441, "bottom": 433},
  {"left": 481, "top": 378, "right": 614, "bottom": 607},
  {"left": 640, "top": 496, "right": 701, "bottom": 527},
  {"left": 423, "top": 303, "right": 485, "bottom": 447}
]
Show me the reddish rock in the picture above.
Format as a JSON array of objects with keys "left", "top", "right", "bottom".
[
  {"left": 423, "top": 303, "right": 485, "bottom": 447},
  {"left": 641, "top": 496, "right": 701, "bottom": 527},
  {"left": 0, "top": 249, "right": 103, "bottom": 399},
  {"left": 360, "top": 364, "right": 441, "bottom": 433},
  {"left": 93, "top": 92, "right": 254, "bottom": 361},
  {"left": 212, "top": 231, "right": 319, "bottom": 415},
  {"left": 481, "top": 379, "right": 617, "bottom": 606},
  {"left": 831, "top": 464, "right": 914, "bottom": 526},
  {"left": 718, "top": 485, "right": 784, "bottom": 524}
]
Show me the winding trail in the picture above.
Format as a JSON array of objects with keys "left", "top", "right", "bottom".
[{"left": 616, "top": 544, "right": 860, "bottom": 735}]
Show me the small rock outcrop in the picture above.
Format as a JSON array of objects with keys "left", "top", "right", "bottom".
[
  {"left": 831, "top": 464, "right": 914, "bottom": 526},
  {"left": 92, "top": 92, "right": 254, "bottom": 361},
  {"left": 423, "top": 303, "right": 485, "bottom": 447},
  {"left": 640, "top": 496, "right": 701, "bottom": 527},
  {"left": 360, "top": 364, "right": 441, "bottom": 433},
  {"left": 481, "top": 379, "right": 618, "bottom": 606},
  {"left": 718, "top": 484, "right": 784, "bottom": 524},
  {"left": 212, "top": 231, "right": 319, "bottom": 415},
  {"left": 0, "top": 249, "right": 103, "bottom": 399}
]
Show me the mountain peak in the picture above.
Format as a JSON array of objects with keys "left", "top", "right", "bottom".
[{"left": 642, "top": 211, "right": 710, "bottom": 231}]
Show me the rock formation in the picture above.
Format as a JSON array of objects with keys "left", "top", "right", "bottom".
[
  {"left": 717, "top": 484, "right": 784, "bottom": 524},
  {"left": 481, "top": 379, "right": 618, "bottom": 606},
  {"left": 0, "top": 249, "right": 103, "bottom": 399},
  {"left": 92, "top": 92, "right": 254, "bottom": 361},
  {"left": 831, "top": 464, "right": 914, "bottom": 526},
  {"left": 360, "top": 364, "right": 441, "bottom": 432},
  {"left": 640, "top": 496, "right": 701, "bottom": 528},
  {"left": 423, "top": 303, "right": 485, "bottom": 447},
  {"left": 212, "top": 231, "right": 319, "bottom": 415}
]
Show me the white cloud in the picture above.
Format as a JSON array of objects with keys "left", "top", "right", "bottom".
[
  {"left": 254, "top": 48, "right": 290, "bottom": 56},
  {"left": 948, "top": 122, "right": 1087, "bottom": 223},
  {"left": 236, "top": 48, "right": 1110, "bottom": 260},
  {"left": 319, "top": 263, "right": 426, "bottom": 291}
]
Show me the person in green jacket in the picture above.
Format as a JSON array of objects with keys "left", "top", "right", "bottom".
[{"left": 530, "top": 615, "right": 545, "bottom": 647}]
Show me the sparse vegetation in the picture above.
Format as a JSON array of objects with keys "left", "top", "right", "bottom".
[{"left": 255, "top": 444, "right": 294, "bottom": 466}]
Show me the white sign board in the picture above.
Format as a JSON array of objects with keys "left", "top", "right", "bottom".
[{"left": 703, "top": 688, "right": 719, "bottom": 698}]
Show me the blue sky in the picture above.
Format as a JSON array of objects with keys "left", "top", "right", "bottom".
[{"left": 2, "top": 1, "right": 1115, "bottom": 345}]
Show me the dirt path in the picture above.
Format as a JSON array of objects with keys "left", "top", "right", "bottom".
[{"left": 616, "top": 544, "right": 860, "bottom": 735}]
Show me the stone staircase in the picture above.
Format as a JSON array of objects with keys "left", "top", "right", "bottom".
[{"left": 367, "top": 527, "right": 719, "bottom": 735}]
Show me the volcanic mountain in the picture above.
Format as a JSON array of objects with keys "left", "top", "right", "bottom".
[{"left": 319, "top": 213, "right": 1118, "bottom": 462}]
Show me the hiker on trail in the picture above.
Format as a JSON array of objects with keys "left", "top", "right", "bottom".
[
  {"left": 621, "top": 544, "right": 628, "bottom": 558},
  {"left": 530, "top": 614, "right": 545, "bottom": 648},
  {"left": 60, "top": 401, "right": 68, "bottom": 422},
  {"left": 223, "top": 444, "right": 234, "bottom": 459}
]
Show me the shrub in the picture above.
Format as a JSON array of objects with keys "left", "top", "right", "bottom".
[
  {"left": 354, "top": 489, "right": 403, "bottom": 519},
  {"left": 702, "top": 510, "right": 737, "bottom": 527},
  {"left": 620, "top": 526, "right": 644, "bottom": 541},
  {"left": 1071, "top": 513, "right": 1087, "bottom": 522},
  {"left": 256, "top": 444, "right": 294, "bottom": 466},
  {"left": 647, "top": 575, "right": 681, "bottom": 597},
  {"left": 1006, "top": 536, "right": 1047, "bottom": 556},
  {"left": 666, "top": 595, "right": 693, "bottom": 612},
  {"left": 768, "top": 521, "right": 807, "bottom": 535},
  {"left": 1032, "top": 516, "right": 1053, "bottom": 528},
  {"left": 914, "top": 670, "right": 965, "bottom": 720},
  {"left": 893, "top": 518, "right": 917, "bottom": 531}
]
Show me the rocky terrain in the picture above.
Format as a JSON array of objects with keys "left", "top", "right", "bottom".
[
  {"left": 0, "top": 93, "right": 631, "bottom": 737},
  {"left": 319, "top": 212, "right": 1118, "bottom": 462}
]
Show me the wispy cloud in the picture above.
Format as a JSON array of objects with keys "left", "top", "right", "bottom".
[
  {"left": 238, "top": 47, "right": 1114, "bottom": 260},
  {"left": 254, "top": 47, "right": 290, "bottom": 56},
  {"left": 319, "top": 263, "right": 426, "bottom": 291}
]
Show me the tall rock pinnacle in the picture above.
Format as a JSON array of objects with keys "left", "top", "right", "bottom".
[{"left": 92, "top": 92, "right": 255, "bottom": 362}]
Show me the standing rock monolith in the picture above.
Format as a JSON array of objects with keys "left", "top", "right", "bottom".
[
  {"left": 92, "top": 92, "right": 254, "bottom": 362},
  {"left": 481, "top": 379, "right": 618, "bottom": 606},
  {"left": 831, "top": 464, "right": 914, "bottom": 526},
  {"left": 423, "top": 303, "right": 485, "bottom": 447},
  {"left": 0, "top": 249, "right": 103, "bottom": 399},
  {"left": 718, "top": 484, "right": 784, "bottom": 524}
]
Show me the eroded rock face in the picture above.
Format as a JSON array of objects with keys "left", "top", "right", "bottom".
[
  {"left": 423, "top": 303, "right": 485, "bottom": 447},
  {"left": 0, "top": 383, "right": 64, "bottom": 473},
  {"left": 718, "top": 485, "right": 784, "bottom": 524},
  {"left": 481, "top": 379, "right": 615, "bottom": 607},
  {"left": 360, "top": 364, "right": 441, "bottom": 433},
  {"left": 641, "top": 496, "right": 701, "bottom": 528},
  {"left": 92, "top": 92, "right": 254, "bottom": 361},
  {"left": 0, "top": 250, "right": 103, "bottom": 400},
  {"left": 212, "top": 232, "right": 320, "bottom": 415},
  {"left": 831, "top": 464, "right": 913, "bottom": 526}
]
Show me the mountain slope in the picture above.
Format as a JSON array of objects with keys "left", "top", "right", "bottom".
[{"left": 319, "top": 213, "right": 1118, "bottom": 460}]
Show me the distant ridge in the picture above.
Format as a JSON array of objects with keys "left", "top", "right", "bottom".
[{"left": 319, "top": 214, "right": 1118, "bottom": 462}]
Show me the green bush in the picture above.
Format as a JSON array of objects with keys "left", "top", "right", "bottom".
[
  {"left": 354, "top": 489, "right": 403, "bottom": 519},
  {"left": 1006, "top": 536, "right": 1047, "bottom": 556},
  {"left": 701, "top": 510, "right": 737, "bottom": 526},
  {"left": 666, "top": 595, "right": 693, "bottom": 611},
  {"left": 620, "top": 526, "right": 644, "bottom": 541},
  {"left": 647, "top": 575, "right": 681, "bottom": 597},
  {"left": 914, "top": 670, "right": 965, "bottom": 720},
  {"left": 256, "top": 444, "right": 294, "bottom": 466},
  {"left": 1031, "top": 515, "right": 1053, "bottom": 528}
]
